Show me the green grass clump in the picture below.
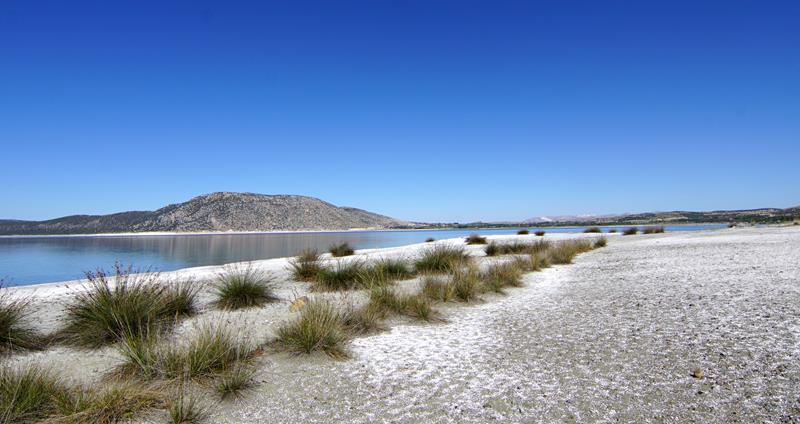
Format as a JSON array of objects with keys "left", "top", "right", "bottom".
[
  {"left": 534, "top": 230, "right": 546, "bottom": 236},
  {"left": 484, "top": 240, "right": 550, "bottom": 256},
  {"left": 482, "top": 261, "right": 525, "bottom": 294},
  {"left": 366, "top": 287, "right": 436, "bottom": 322},
  {"left": 58, "top": 264, "right": 198, "bottom": 349},
  {"left": 314, "top": 261, "right": 366, "bottom": 291},
  {"left": 0, "top": 283, "right": 42, "bottom": 354},
  {"left": 0, "top": 365, "right": 161, "bottom": 424},
  {"left": 450, "top": 268, "right": 481, "bottom": 302},
  {"left": 594, "top": 236, "right": 608, "bottom": 248},
  {"left": 548, "top": 240, "right": 595, "bottom": 264},
  {"left": 464, "top": 234, "right": 487, "bottom": 245},
  {"left": 215, "top": 366, "right": 256, "bottom": 400},
  {"left": 622, "top": 227, "right": 639, "bottom": 235},
  {"left": 414, "top": 245, "right": 470, "bottom": 273},
  {"left": 340, "top": 303, "right": 385, "bottom": 335},
  {"left": 642, "top": 226, "right": 665, "bottom": 234},
  {"left": 583, "top": 227, "right": 602, "bottom": 233},
  {"left": 425, "top": 237, "right": 435, "bottom": 243},
  {"left": 213, "top": 264, "right": 278, "bottom": 310},
  {"left": 512, "top": 252, "right": 550, "bottom": 272},
  {"left": 608, "top": 229, "right": 618, "bottom": 233},
  {"left": 168, "top": 388, "right": 207, "bottom": 423},
  {"left": 421, "top": 276, "right": 457, "bottom": 303},
  {"left": 329, "top": 242, "right": 355, "bottom": 257},
  {"left": 360, "top": 258, "right": 415, "bottom": 285},
  {"left": 516, "top": 229, "right": 529, "bottom": 235},
  {"left": 484, "top": 242, "right": 500, "bottom": 257},
  {"left": 116, "top": 324, "right": 257, "bottom": 381},
  {"left": 288, "top": 249, "right": 323, "bottom": 282},
  {"left": 275, "top": 299, "right": 350, "bottom": 359},
  {"left": 0, "top": 365, "right": 71, "bottom": 423}
]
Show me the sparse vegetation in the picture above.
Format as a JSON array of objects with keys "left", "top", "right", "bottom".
[
  {"left": 482, "top": 261, "right": 524, "bottom": 293},
  {"left": 534, "top": 230, "right": 546, "bottom": 236},
  {"left": 0, "top": 282, "right": 42, "bottom": 354},
  {"left": 215, "top": 365, "right": 256, "bottom": 400},
  {"left": 360, "top": 258, "right": 415, "bottom": 284},
  {"left": 421, "top": 276, "right": 457, "bottom": 303},
  {"left": 414, "top": 245, "right": 470, "bottom": 273},
  {"left": 548, "top": 240, "right": 595, "bottom": 264},
  {"left": 288, "top": 249, "right": 323, "bottom": 281},
  {"left": 594, "top": 236, "right": 608, "bottom": 248},
  {"left": 168, "top": 388, "right": 207, "bottom": 423},
  {"left": 608, "top": 229, "right": 618, "bottom": 233},
  {"left": 516, "top": 229, "right": 529, "bottom": 235},
  {"left": 583, "top": 227, "right": 602, "bottom": 233},
  {"left": 275, "top": 299, "right": 350, "bottom": 359},
  {"left": 340, "top": 302, "right": 385, "bottom": 335},
  {"left": 329, "top": 242, "right": 355, "bottom": 257},
  {"left": 642, "top": 226, "right": 665, "bottom": 234},
  {"left": 58, "top": 264, "right": 198, "bottom": 349},
  {"left": 450, "top": 267, "right": 482, "bottom": 302},
  {"left": 366, "top": 287, "right": 437, "bottom": 322},
  {"left": 622, "top": 227, "right": 639, "bottom": 236},
  {"left": 213, "top": 264, "right": 278, "bottom": 310},
  {"left": 464, "top": 234, "right": 487, "bottom": 245},
  {"left": 314, "top": 261, "right": 366, "bottom": 291},
  {"left": 484, "top": 240, "right": 551, "bottom": 256},
  {"left": 425, "top": 237, "right": 435, "bottom": 243},
  {"left": 65, "top": 383, "right": 163, "bottom": 424}
]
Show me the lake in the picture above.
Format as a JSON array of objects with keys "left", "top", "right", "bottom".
[{"left": 0, "top": 224, "right": 726, "bottom": 287}]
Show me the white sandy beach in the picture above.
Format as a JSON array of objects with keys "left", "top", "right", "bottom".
[{"left": 5, "top": 226, "right": 800, "bottom": 423}]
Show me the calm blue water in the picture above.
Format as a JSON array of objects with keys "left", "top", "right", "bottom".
[{"left": 0, "top": 225, "right": 726, "bottom": 287}]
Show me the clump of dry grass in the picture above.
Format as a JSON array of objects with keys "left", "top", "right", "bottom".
[
  {"left": 583, "top": 227, "right": 602, "bottom": 233},
  {"left": 366, "top": 287, "right": 437, "bottom": 322},
  {"left": 213, "top": 264, "right": 279, "bottom": 310},
  {"left": 275, "top": 299, "right": 350, "bottom": 359},
  {"left": 329, "top": 242, "right": 355, "bottom": 257},
  {"left": 484, "top": 240, "right": 550, "bottom": 256},
  {"left": 313, "top": 258, "right": 415, "bottom": 291},
  {"left": 623, "top": 227, "right": 639, "bottom": 235},
  {"left": 58, "top": 264, "right": 199, "bottom": 349},
  {"left": 0, "top": 364, "right": 162, "bottom": 424},
  {"left": 608, "top": 229, "right": 618, "bottom": 233},
  {"left": 594, "top": 236, "right": 608, "bottom": 248},
  {"left": 534, "top": 230, "right": 546, "bottom": 236},
  {"left": 115, "top": 324, "right": 257, "bottom": 382},
  {"left": 215, "top": 365, "right": 256, "bottom": 400},
  {"left": 425, "top": 237, "right": 435, "bottom": 243},
  {"left": 288, "top": 249, "right": 323, "bottom": 282},
  {"left": 360, "top": 258, "right": 415, "bottom": 285},
  {"left": 340, "top": 302, "right": 385, "bottom": 335},
  {"left": 421, "top": 276, "right": 457, "bottom": 303},
  {"left": 450, "top": 267, "right": 482, "bottom": 302},
  {"left": 414, "top": 245, "right": 470, "bottom": 274},
  {"left": 642, "top": 226, "right": 665, "bottom": 234},
  {"left": 464, "top": 234, "right": 487, "bottom": 245},
  {"left": 168, "top": 380, "right": 208, "bottom": 423},
  {"left": 0, "top": 282, "right": 43, "bottom": 354},
  {"left": 482, "top": 261, "right": 525, "bottom": 294},
  {"left": 548, "top": 240, "right": 595, "bottom": 264},
  {"left": 516, "top": 229, "right": 529, "bottom": 235}
]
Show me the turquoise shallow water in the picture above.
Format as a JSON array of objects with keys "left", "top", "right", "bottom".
[{"left": 0, "top": 224, "right": 726, "bottom": 286}]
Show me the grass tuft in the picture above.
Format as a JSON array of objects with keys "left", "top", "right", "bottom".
[
  {"left": 534, "top": 230, "right": 546, "bottom": 236},
  {"left": 450, "top": 267, "right": 482, "bottom": 302},
  {"left": 421, "top": 276, "right": 457, "bottom": 303},
  {"left": 215, "top": 365, "right": 256, "bottom": 400},
  {"left": 340, "top": 303, "right": 385, "bottom": 335},
  {"left": 0, "top": 365, "right": 71, "bottom": 423},
  {"left": 516, "top": 229, "right": 529, "bottom": 235},
  {"left": 642, "top": 226, "right": 665, "bottom": 234},
  {"left": 288, "top": 249, "right": 323, "bottom": 282},
  {"left": 594, "top": 236, "right": 608, "bottom": 248},
  {"left": 329, "top": 242, "right": 355, "bottom": 257},
  {"left": 168, "top": 388, "right": 207, "bottom": 424},
  {"left": 622, "top": 227, "right": 639, "bottom": 235},
  {"left": 464, "top": 234, "right": 487, "bottom": 245},
  {"left": 213, "top": 264, "right": 278, "bottom": 310},
  {"left": 58, "top": 264, "right": 196, "bottom": 349},
  {"left": 275, "top": 299, "right": 350, "bottom": 359},
  {"left": 0, "top": 282, "right": 42, "bottom": 354},
  {"left": 482, "top": 261, "right": 525, "bottom": 294},
  {"left": 314, "top": 261, "right": 366, "bottom": 291},
  {"left": 583, "top": 227, "right": 602, "bottom": 233},
  {"left": 608, "top": 229, "right": 618, "bottom": 233},
  {"left": 548, "top": 240, "right": 595, "bottom": 264},
  {"left": 425, "top": 237, "right": 435, "bottom": 243},
  {"left": 366, "top": 287, "right": 437, "bottom": 322},
  {"left": 414, "top": 245, "right": 470, "bottom": 273}
]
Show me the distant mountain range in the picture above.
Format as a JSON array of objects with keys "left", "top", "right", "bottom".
[
  {"left": 0, "top": 192, "right": 406, "bottom": 235},
  {"left": 522, "top": 206, "right": 800, "bottom": 226}
]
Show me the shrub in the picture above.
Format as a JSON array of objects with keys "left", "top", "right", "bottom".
[
  {"left": 464, "top": 234, "right": 487, "bottom": 245},
  {"left": 516, "top": 229, "right": 529, "bottom": 235},
  {"left": 594, "top": 236, "right": 608, "bottom": 248},
  {"left": 583, "top": 227, "right": 602, "bottom": 233},
  {"left": 642, "top": 226, "right": 665, "bottom": 234},
  {"left": 288, "top": 249, "right": 323, "bottom": 282},
  {"left": 414, "top": 245, "right": 470, "bottom": 273},
  {"left": 58, "top": 264, "right": 195, "bottom": 349},
  {"left": 534, "top": 230, "right": 546, "bottom": 236},
  {"left": 213, "top": 264, "right": 278, "bottom": 310},
  {"left": 329, "top": 242, "right": 355, "bottom": 257},
  {"left": 0, "top": 282, "right": 42, "bottom": 353},
  {"left": 425, "top": 237, "right": 435, "bottom": 243},
  {"left": 622, "top": 227, "right": 639, "bottom": 236},
  {"left": 275, "top": 299, "right": 349, "bottom": 359},
  {"left": 482, "top": 261, "right": 525, "bottom": 294}
]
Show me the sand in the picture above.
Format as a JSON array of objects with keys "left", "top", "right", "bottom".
[{"left": 5, "top": 227, "right": 800, "bottom": 423}]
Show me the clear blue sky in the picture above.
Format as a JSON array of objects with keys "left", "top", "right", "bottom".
[{"left": 1, "top": 1, "right": 798, "bottom": 222}]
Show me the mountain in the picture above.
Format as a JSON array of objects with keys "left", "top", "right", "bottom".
[{"left": 0, "top": 192, "right": 407, "bottom": 235}]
